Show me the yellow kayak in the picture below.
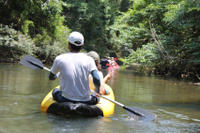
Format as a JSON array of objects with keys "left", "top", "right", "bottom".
[{"left": 40, "top": 83, "right": 115, "bottom": 117}]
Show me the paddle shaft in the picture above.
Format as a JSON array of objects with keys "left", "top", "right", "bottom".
[
  {"left": 22, "top": 57, "right": 51, "bottom": 71},
  {"left": 28, "top": 60, "right": 50, "bottom": 71},
  {"left": 100, "top": 95, "right": 144, "bottom": 117}
]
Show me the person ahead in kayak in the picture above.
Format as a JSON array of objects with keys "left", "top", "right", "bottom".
[
  {"left": 87, "top": 51, "right": 112, "bottom": 93},
  {"left": 49, "top": 31, "right": 104, "bottom": 105}
]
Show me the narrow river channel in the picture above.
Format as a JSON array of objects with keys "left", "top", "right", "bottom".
[{"left": 0, "top": 64, "right": 200, "bottom": 133}]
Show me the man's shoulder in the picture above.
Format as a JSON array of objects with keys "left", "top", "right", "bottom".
[
  {"left": 56, "top": 53, "right": 68, "bottom": 59},
  {"left": 77, "top": 53, "right": 92, "bottom": 59},
  {"left": 55, "top": 52, "right": 93, "bottom": 63}
]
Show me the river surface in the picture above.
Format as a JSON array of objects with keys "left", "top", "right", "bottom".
[{"left": 0, "top": 64, "right": 200, "bottom": 133}]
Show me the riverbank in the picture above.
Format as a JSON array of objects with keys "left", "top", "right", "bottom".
[{"left": 124, "top": 62, "right": 200, "bottom": 84}]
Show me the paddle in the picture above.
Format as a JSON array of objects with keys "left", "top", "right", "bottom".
[
  {"left": 20, "top": 55, "right": 155, "bottom": 120},
  {"left": 20, "top": 55, "right": 50, "bottom": 71},
  {"left": 100, "top": 95, "right": 144, "bottom": 117}
]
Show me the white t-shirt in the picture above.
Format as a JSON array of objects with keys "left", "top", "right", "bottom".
[{"left": 50, "top": 52, "right": 97, "bottom": 101}]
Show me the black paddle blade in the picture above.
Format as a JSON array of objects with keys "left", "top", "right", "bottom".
[
  {"left": 125, "top": 106, "right": 156, "bottom": 121},
  {"left": 20, "top": 55, "right": 44, "bottom": 70},
  {"left": 123, "top": 106, "right": 144, "bottom": 117}
]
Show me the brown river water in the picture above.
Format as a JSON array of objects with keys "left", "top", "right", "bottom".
[{"left": 0, "top": 64, "right": 200, "bottom": 133}]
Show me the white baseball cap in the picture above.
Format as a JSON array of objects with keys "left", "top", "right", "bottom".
[{"left": 68, "top": 31, "right": 84, "bottom": 46}]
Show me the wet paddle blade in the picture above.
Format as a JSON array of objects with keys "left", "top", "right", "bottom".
[
  {"left": 125, "top": 106, "right": 156, "bottom": 121},
  {"left": 20, "top": 55, "right": 44, "bottom": 70},
  {"left": 123, "top": 106, "right": 144, "bottom": 117}
]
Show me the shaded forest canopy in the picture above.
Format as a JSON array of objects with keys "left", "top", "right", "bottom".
[{"left": 0, "top": 0, "right": 200, "bottom": 81}]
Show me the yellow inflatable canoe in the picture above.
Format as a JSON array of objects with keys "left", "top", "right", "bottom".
[{"left": 40, "top": 83, "right": 115, "bottom": 117}]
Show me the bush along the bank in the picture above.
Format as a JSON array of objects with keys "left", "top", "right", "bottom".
[
  {"left": 124, "top": 43, "right": 158, "bottom": 75},
  {"left": 35, "top": 41, "right": 66, "bottom": 64},
  {"left": 0, "top": 25, "right": 37, "bottom": 62},
  {"left": 0, "top": 25, "right": 66, "bottom": 63}
]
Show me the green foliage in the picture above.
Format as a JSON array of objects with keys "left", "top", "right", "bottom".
[
  {"left": 35, "top": 41, "right": 66, "bottom": 64},
  {"left": 0, "top": 0, "right": 70, "bottom": 62},
  {"left": 22, "top": 20, "right": 34, "bottom": 35},
  {"left": 125, "top": 43, "right": 158, "bottom": 72},
  {"left": 0, "top": 25, "right": 36, "bottom": 62},
  {"left": 62, "top": 0, "right": 120, "bottom": 56},
  {"left": 160, "top": 0, "right": 200, "bottom": 79},
  {"left": 120, "top": 0, "right": 132, "bottom": 12},
  {"left": 109, "top": 0, "right": 200, "bottom": 80}
]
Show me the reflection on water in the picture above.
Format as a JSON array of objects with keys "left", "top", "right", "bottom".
[{"left": 0, "top": 64, "right": 200, "bottom": 133}]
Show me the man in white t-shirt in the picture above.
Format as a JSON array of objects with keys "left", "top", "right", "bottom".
[{"left": 49, "top": 31, "right": 104, "bottom": 105}]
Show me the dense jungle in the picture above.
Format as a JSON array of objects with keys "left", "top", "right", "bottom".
[{"left": 0, "top": 0, "right": 200, "bottom": 81}]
